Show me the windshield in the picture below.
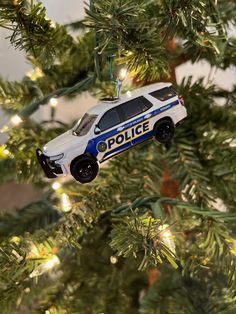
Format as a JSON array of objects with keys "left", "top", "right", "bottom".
[{"left": 73, "top": 113, "right": 97, "bottom": 136}]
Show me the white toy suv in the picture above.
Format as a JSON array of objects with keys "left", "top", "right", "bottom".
[{"left": 36, "top": 82, "right": 187, "bottom": 183}]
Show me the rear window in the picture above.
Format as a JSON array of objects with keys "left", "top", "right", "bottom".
[{"left": 149, "top": 86, "right": 177, "bottom": 101}]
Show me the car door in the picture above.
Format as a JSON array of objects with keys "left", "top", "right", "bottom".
[
  {"left": 119, "top": 96, "right": 153, "bottom": 146},
  {"left": 94, "top": 107, "right": 132, "bottom": 161}
]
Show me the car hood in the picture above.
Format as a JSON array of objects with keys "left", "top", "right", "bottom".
[{"left": 43, "top": 130, "right": 82, "bottom": 156}]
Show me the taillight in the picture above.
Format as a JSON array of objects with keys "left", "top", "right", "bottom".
[{"left": 179, "top": 95, "right": 185, "bottom": 106}]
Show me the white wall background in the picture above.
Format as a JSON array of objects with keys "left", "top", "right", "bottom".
[
  {"left": 0, "top": 0, "right": 235, "bottom": 143},
  {"left": 0, "top": 0, "right": 86, "bottom": 80}
]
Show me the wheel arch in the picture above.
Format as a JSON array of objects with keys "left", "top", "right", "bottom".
[
  {"left": 154, "top": 116, "right": 174, "bottom": 130},
  {"left": 70, "top": 153, "right": 97, "bottom": 173}
]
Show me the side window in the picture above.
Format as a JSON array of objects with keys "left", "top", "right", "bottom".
[
  {"left": 120, "top": 96, "right": 152, "bottom": 121},
  {"left": 139, "top": 96, "right": 153, "bottom": 111},
  {"left": 149, "top": 86, "right": 177, "bottom": 101},
  {"left": 98, "top": 108, "right": 121, "bottom": 131}
]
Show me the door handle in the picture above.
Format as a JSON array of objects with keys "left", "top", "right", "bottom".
[
  {"left": 117, "top": 126, "right": 124, "bottom": 132},
  {"left": 144, "top": 114, "right": 151, "bottom": 119}
]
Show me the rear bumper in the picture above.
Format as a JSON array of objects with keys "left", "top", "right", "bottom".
[
  {"left": 36, "top": 149, "right": 63, "bottom": 179},
  {"left": 173, "top": 106, "right": 187, "bottom": 125}
]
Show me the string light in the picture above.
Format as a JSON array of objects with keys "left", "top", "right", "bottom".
[
  {"left": 45, "top": 307, "right": 58, "bottom": 314},
  {"left": 10, "top": 236, "right": 21, "bottom": 244},
  {"left": 0, "top": 114, "right": 23, "bottom": 134},
  {"left": 10, "top": 114, "right": 23, "bottom": 126},
  {"left": 0, "top": 125, "right": 9, "bottom": 134},
  {"left": 126, "top": 91, "right": 132, "bottom": 98},
  {"left": 119, "top": 68, "right": 128, "bottom": 81},
  {"left": 49, "top": 97, "right": 58, "bottom": 108},
  {"left": 29, "top": 255, "right": 60, "bottom": 278},
  {"left": 26, "top": 67, "right": 43, "bottom": 81},
  {"left": 50, "top": 20, "right": 56, "bottom": 28},
  {"left": 43, "top": 255, "right": 60, "bottom": 269},
  {"left": 3, "top": 148, "right": 10, "bottom": 156},
  {"left": 159, "top": 224, "right": 175, "bottom": 252},
  {"left": 51, "top": 180, "right": 72, "bottom": 212},
  {"left": 51, "top": 181, "right": 62, "bottom": 191},
  {"left": 110, "top": 256, "right": 118, "bottom": 264},
  {"left": 61, "top": 193, "right": 72, "bottom": 212}
]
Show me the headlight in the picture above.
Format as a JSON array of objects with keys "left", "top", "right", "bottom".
[{"left": 49, "top": 153, "right": 64, "bottom": 161}]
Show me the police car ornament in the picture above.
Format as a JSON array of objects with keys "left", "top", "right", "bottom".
[{"left": 36, "top": 83, "right": 187, "bottom": 183}]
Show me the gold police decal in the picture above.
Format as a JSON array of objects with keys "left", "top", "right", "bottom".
[{"left": 106, "top": 120, "right": 150, "bottom": 151}]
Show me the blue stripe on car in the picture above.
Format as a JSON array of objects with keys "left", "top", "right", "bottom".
[
  {"left": 102, "top": 130, "right": 154, "bottom": 161},
  {"left": 103, "top": 141, "right": 131, "bottom": 159},
  {"left": 131, "top": 130, "right": 153, "bottom": 145},
  {"left": 85, "top": 99, "right": 179, "bottom": 159}
]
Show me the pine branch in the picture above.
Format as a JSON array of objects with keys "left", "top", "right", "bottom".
[
  {"left": 0, "top": 32, "right": 95, "bottom": 117},
  {"left": 0, "top": 158, "right": 17, "bottom": 184},
  {"left": 167, "top": 130, "right": 216, "bottom": 206},
  {"left": 0, "top": 77, "right": 43, "bottom": 114},
  {"left": 3, "top": 122, "right": 67, "bottom": 182},
  {"left": 140, "top": 265, "right": 236, "bottom": 314},
  {"left": 20, "top": 76, "right": 95, "bottom": 118},
  {"left": 0, "top": 199, "right": 61, "bottom": 238},
  {"left": 64, "top": 19, "right": 86, "bottom": 31},
  {"left": 0, "top": 1, "right": 74, "bottom": 67},
  {"left": 85, "top": 0, "right": 169, "bottom": 81}
]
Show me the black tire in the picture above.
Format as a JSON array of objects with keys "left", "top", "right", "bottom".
[
  {"left": 154, "top": 119, "right": 175, "bottom": 143},
  {"left": 71, "top": 156, "right": 99, "bottom": 183}
]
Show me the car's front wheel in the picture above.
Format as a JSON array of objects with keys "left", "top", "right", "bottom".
[
  {"left": 71, "top": 156, "right": 99, "bottom": 183},
  {"left": 154, "top": 119, "right": 175, "bottom": 143}
]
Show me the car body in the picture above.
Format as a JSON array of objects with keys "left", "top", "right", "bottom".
[{"left": 36, "top": 82, "right": 187, "bottom": 183}]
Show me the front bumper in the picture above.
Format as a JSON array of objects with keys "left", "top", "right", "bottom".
[{"left": 36, "top": 149, "right": 63, "bottom": 179}]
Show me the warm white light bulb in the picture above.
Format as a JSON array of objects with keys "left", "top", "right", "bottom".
[
  {"left": 159, "top": 224, "right": 175, "bottom": 253},
  {"left": 61, "top": 193, "right": 72, "bottom": 212},
  {"left": 0, "top": 125, "right": 9, "bottom": 133},
  {"left": 3, "top": 149, "right": 10, "bottom": 155},
  {"left": 110, "top": 256, "right": 118, "bottom": 264},
  {"left": 161, "top": 229, "right": 172, "bottom": 238},
  {"left": 49, "top": 98, "right": 58, "bottom": 108},
  {"left": 51, "top": 181, "right": 62, "bottom": 191},
  {"left": 26, "top": 67, "right": 43, "bottom": 81},
  {"left": 29, "top": 255, "right": 60, "bottom": 278},
  {"left": 10, "top": 115, "right": 23, "bottom": 126},
  {"left": 50, "top": 20, "right": 56, "bottom": 28},
  {"left": 126, "top": 91, "right": 132, "bottom": 98},
  {"left": 119, "top": 68, "right": 128, "bottom": 80},
  {"left": 43, "top": 255, "right": 60, "bottom": 270}
]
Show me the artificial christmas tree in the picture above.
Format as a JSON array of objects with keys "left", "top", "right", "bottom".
[{"left": 0, "top": 1, "right": 236, "bottom": 313}]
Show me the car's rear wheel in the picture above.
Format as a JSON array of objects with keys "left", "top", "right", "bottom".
[
  {"left": 71, "top": 156, "right": 99, "bottom": 183},
  {"left": 154, "top": 119, "right": 175, "bottom": 143}
]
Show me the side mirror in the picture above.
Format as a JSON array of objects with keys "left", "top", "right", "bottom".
[{"left": 94, "top": 125, "right": 101, "bottom": 135}]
